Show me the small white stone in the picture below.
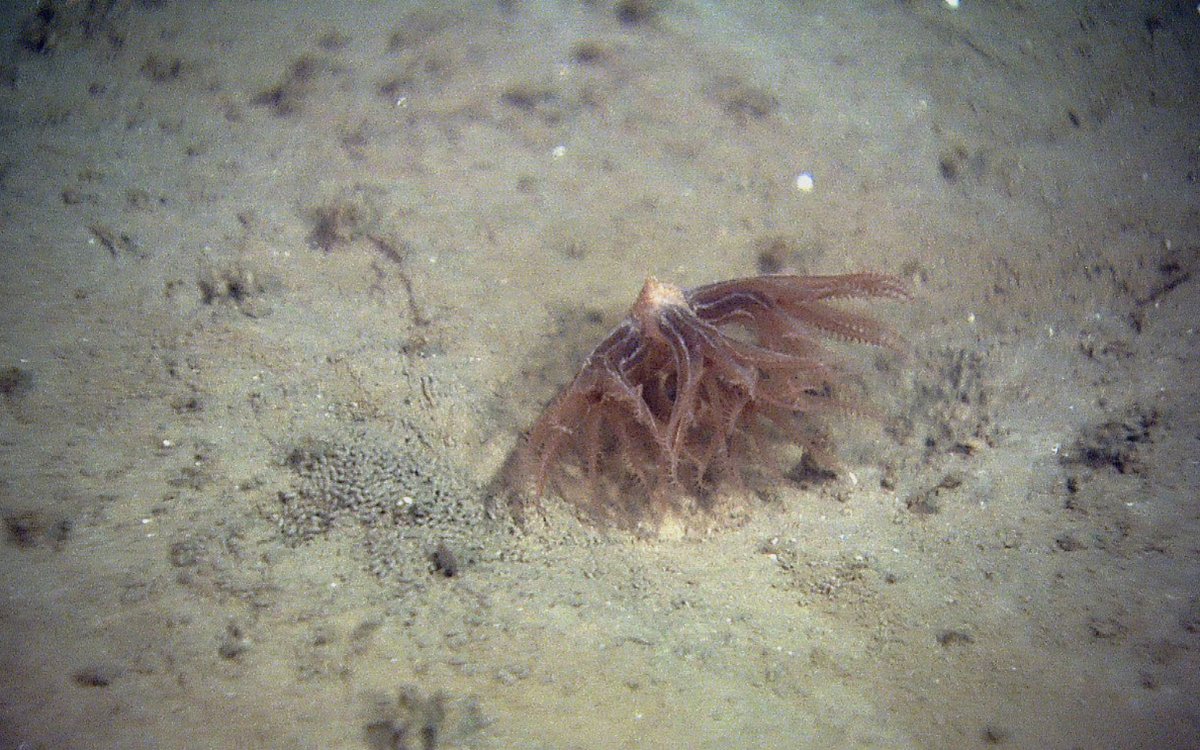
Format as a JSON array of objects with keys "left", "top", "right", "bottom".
[
  {"left": 945, "top": 0, "right": 960, "bottom": 8},
  {"left": 795, "top": 172, "right": 815, "bottom": 192}
]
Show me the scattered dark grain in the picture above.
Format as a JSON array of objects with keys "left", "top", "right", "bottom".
[
  {"left": 365, "top": 686, "right": 449, "bottom": 750},
  {"left": 198, "top": 263, "right": 264, "bottom": 307},
  {"left": 0, "top": 365, "right": 33, "bottom": 398},
  {"left": 4, "top": 513, "right": 41, "bottom": 547},
  {"left": 307, "top": 193, "right": 380, "bottom": 252},
  {"left": 4, "top": 510, "right": 69, "bottom": 549},
  {"left": 982, "top": 725, "right": 1010, "bottom": 744},
  {"left": 1181, "top": 598, "right": 1200, "bottom": 633},
  {"left": 936, "top": 629, "right": 973, "bottom": 647},
  {"left": 88, "top": 223, "right": 139, "bottom": 258},
  {"left": 431, "top": 541, "right": 459, "bottom": 577},
  {"left": 1055, "top": 532, "right": 1085, "bottom": 551},
  {"left": 318, "top": 30, "right": 350, "bottom": 51},
  {"left": 1060, "top": 404, "right": 1157, "bottom": 475},
  {"left": 709, "top": 75, "right": 778, "bottom": 120},
  {"left": 938, "top": 145, "right": 968, "bottom": 182},
  {"left": 140, "top": 54, "right": 182, "bottom": 82},
  {"left": 218, "top": 622, "right": 248, "bottom": 660},
  {"left": 169, "top": 539, "right": 202, "bottom": 568},
  {"left": 1088, "top": 616, "right": 1127, "bottom": 640},
  {"left": 905, "top": 491, "right": 939, "bottom": 515},
  {"left": 73, "top": 664, "right": 122, "bottom": 687},
  {"left": 251, "top": 56, "right": 330, "bottom": 117},
  {"left": 615, "top": 0, "right": 661, "bottom": 27},
  {"left": 501, "top": 82, "right": 559, "bottom": 111},
  {"left": 570, "top": 40, "right": 613, "bottom": 65}
]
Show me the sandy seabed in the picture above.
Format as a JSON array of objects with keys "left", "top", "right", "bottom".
[{"left": 1, "top": 1, "right": 1198, "bottom": 748}]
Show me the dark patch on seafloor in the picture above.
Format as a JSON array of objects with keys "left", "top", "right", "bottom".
[{"left": 275, "top": 425, "right": 512, "bottom": 585}]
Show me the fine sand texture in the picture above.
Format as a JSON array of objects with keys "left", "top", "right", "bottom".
[{"left": 1, "top": 2, "right": 1197, "bottom": 748}]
